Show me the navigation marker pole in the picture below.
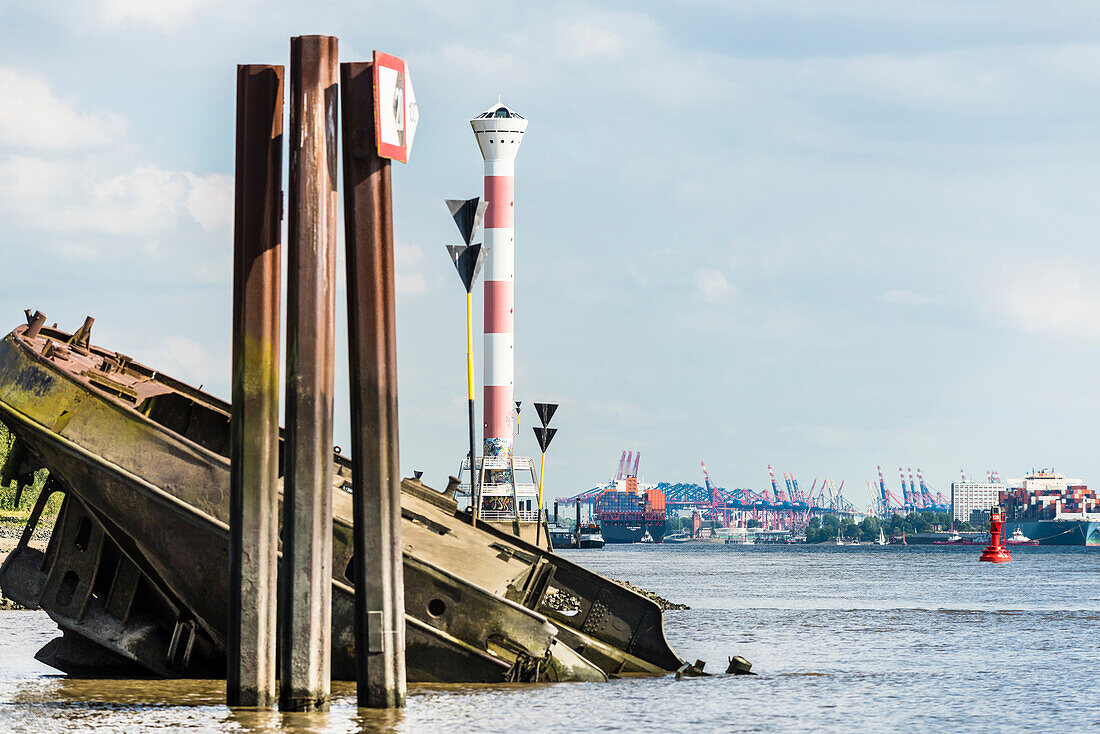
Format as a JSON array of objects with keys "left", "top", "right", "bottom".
[
  {"left": 445, "top": 197, "right": 489, "bottom": 522},
  {"left": 532, "top": 402, "right": 558, "bottom": 548},
  {"left": 342, "top": 50, "right": 417, "bottom": 709}
]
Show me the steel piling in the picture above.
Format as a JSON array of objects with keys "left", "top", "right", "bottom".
[
  {"left": 279, "top": 35, "right": 338, "bottom": 713},
  {"left": 228, "top": 63, "right": 283, "bottom": 710},
  {"left": 339, "top": 60, "right": 407, "bottom": 709}
]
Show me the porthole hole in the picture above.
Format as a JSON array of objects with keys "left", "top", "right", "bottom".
[{"left": 427, "top": 598, "right": 447, "bottom": 617}]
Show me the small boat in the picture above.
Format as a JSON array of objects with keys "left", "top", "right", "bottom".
[
  {"left": 578, "top": 525, "right": 605, "bottom": 549},
  {"left": 548, "top": 523, "right": 578, "bottom": 549},
  {"left": 933, "top": 534, "right": 979, "bottom": 545},
  {"left": 1006, "top": 527, "right": 1039, "bottom": 546},
  {"left": 933, "top": 522, "right": 978, "bottom": 545},
  {"left": 877, "top": 528, "right": 887, "bottom": 546}
]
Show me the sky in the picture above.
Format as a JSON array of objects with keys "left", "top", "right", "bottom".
[{"left": 3, "top": 1, "right": 1100, "bottom": 508}]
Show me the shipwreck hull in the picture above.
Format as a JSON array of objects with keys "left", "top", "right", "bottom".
[{"left": 0, "top": 322, "right": 684, "bottom": 683}]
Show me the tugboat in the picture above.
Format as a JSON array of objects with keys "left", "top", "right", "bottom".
[
  {"left": 578, "top": 523, "right": 605, "bottom": 549},
  {"left": 1005, "top": 527, "right": 1039, "bottom": 546}
]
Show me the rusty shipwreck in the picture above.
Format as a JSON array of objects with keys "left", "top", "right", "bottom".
[{"left": 0, "top": 314, "right": 691, "bottom": 683}]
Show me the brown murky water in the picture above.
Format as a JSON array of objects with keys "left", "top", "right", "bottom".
[{"left": 2, "top": 544, "right": 1097, "bottom": 732}]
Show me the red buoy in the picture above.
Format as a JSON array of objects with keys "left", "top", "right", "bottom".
[{"left": 979, "top": 506, "right": 1011, "bottom": 563}]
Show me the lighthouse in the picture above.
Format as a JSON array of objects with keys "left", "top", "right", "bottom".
[{"left": 471, "top": 100, "right": 527, "bottom": 459}]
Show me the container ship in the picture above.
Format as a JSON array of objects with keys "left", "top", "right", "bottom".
[
  {"left": 1001, "top": 471, "right": 1100, "bottom": 546},
  {"left": 595, "top": 451, "right": 666, "bottom": 544}
]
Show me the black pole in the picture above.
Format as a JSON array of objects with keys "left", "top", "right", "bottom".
[
  {"left": 576, "top": 500, "right": 581, "bottom": 546},
  {"left": 468, "top": 396, "right": 477, "bottom": 519}
]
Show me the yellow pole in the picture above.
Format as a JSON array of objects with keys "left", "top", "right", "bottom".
[
  {"left": 538, "top": 450, "right": 546, "bottom": 521},
  {"left": 466, "top": 292, "right": 474, "bottom": 400}
]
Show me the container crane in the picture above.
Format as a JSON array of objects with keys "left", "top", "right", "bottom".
[
  {"left": 877, "top": 464, "right": 906, "bottom": 516},
  {"left": 769, "top": 466, "right": 788, "bottom": 504},
  {"left": 877, "top": 466, "right": 890, "bottom": 518},
  {"left": 700, "top": 461, "right": 733, "bottom": 527},
  {"left": 917, "top": 468, "right": 935, "bottom": 508},
  {"left": 867, "top": 480, "right": 881, "bottom": 516}
]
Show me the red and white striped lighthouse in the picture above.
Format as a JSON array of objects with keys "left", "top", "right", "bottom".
[{"left": 471, "top": 100, "right": 527, "bottom": 458}]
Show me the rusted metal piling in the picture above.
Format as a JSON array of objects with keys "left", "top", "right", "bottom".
[
  {"left": 228, "top": 64, "right": 283, "bottom": 709},
  {"left": 339, "top": 60, "right": 407, "bottom": 709},
  {"left": 279, "top": 35, "right": 339, "bottom": 713}
]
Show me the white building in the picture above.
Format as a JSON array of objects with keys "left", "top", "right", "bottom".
[{"left": 951, "top": 481, "right": 1005, "bottom": 523}]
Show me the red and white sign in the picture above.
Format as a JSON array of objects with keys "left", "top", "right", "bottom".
[{"left": 373, "top": 51, "right": 418, "bottom": 163}]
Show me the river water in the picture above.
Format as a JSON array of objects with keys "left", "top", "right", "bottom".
[{"left": 1, "top": 544, "right": 1096, "bottom": 732}]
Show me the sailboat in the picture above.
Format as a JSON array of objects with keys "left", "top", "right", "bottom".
[{"left": 877, "top": 528, "right": 887, "bottom": 546}]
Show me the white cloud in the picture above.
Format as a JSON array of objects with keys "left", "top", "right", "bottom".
[
  {"left": 1004, "top": 264, "right": 1100, "bottom": 339},
  {"left": 95, "top": 0, "right": 220, "bottom": 31},
  {"left": 0, "top": 68, "right": 124, "bottom": 150},
  {"left": 140, "top": 335, "right": 227, "bottom": 385},
  {"left": 882, "top": 289, "right": 944, "bottom": 305},
  {"left": 397, "top": 273, "right": 428, "bottom": 295},
  {"left": 185, "top": 173, "right": 233, "bottom": 230},
  {"left": 0, "top": 157, "right": 237, "bottom": 238},
  {"left": 432, "top": 45, "right": 526, "bottom": 80},
  {"left": 395, "top": 242, "right": 428, "bottom": 296},
  {"left": 48, "top": 240, "right": 102, "bottom": 261},
  {"left": 694, "top": 267, "right": 735, "bottom": 303},
  {"left": 557, "top": 20, "right": 630, "bottom": 60},
  {"left": 837, "top": 52, "right": 1012, "bottom": 109},
  {"left": 784, "top": 424, "right": 868, "bottom": 450}
]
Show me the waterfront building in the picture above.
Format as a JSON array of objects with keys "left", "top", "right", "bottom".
[{"left": 951, "top": 480, "right": 1005, "bottom": 522}]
